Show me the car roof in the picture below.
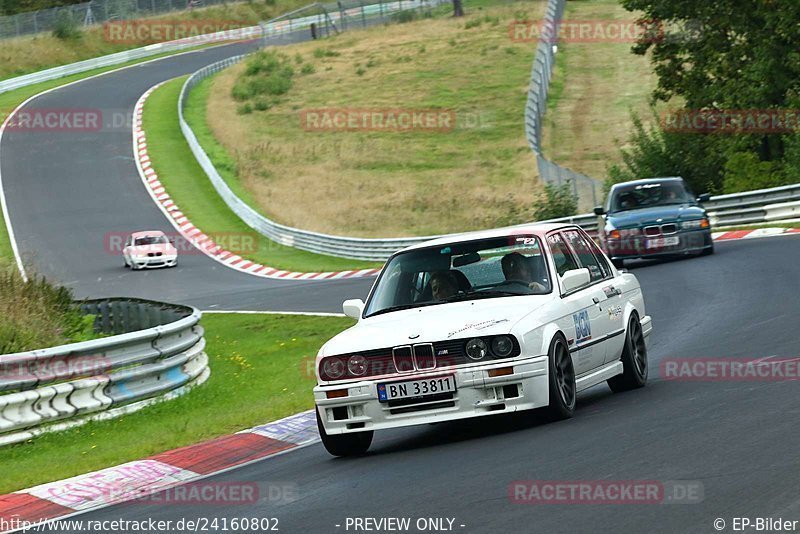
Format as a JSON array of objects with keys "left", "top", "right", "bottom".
[
  {"left": 609, "top": 177, "right": 684, "bottom": 190},
  {"left": 401, "top": 223, "right": 578, "bottom": 253},
  {"left": 130, "top": 230, "right": 166, "bottom": 239}
]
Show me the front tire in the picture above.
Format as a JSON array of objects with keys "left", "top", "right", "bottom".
[
  {"left": 316, "top": 409, "right": 373, "bottom": 457},
  {"left": 543, "top": 334, "right": 576, "bottom": 421},
  {"left": 608, "top": 314, "right": 648, "bottom": 392},
  {"left": 701, "top": 243, "right": 714, "bottom": 256}
]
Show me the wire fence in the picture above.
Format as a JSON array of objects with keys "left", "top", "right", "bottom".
[
  {"left": 524, "top": 0, "right": 603, "bottom": 211},
  {"left": 258, "top": 0, "right": 444, "bottom": 43},
  {"left": 0, "top": 0, "right": 234, "bottom": 40},
  {"left": 0, "top": 0, "right": 443, "bottom": 40}
]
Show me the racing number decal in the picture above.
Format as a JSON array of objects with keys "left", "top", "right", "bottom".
[{"left": 573, "top": 310, "right": 592, "bottom": 343}]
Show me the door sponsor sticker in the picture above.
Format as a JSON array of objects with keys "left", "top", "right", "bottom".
[{"left": 573, "top": 310, "right": 592, "bottom": 343}]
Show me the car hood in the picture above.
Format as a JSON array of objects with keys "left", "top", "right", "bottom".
[
  {"left": 321, "top": 296, "right": 552, "bottom": 356},
  {"left": 127, "top": 244, "right": 175, "bottom": 255},
  {"left": 606, "top": 203, "right": 706, "bottom": 227}
]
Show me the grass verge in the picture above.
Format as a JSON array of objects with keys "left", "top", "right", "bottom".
[
  {"left": 144, "top": 78, "right": 381, "bottom": 272},
  {"left": 0, "top": 312, "right": 352, "bottom": 494},
  {"left": 203, "top": 0, "right": 548, "bottom": 238},
  {"left": 0, "top": 212, "right": 10, "bottom": 264}
]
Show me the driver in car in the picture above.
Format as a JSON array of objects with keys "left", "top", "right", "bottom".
[
  {"left": 430, "top": 271, "right": 459, "bottom": 301},
  {"left": 501, "top": 252, "right": 547, "bottom": 292}
]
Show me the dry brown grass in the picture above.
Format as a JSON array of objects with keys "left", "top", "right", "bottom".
[
  {"left": 540, "top": 0, "right": 659, "bottom": 183},
  {"left": 205, "top": 2, "right": 548, "bottom": 238},
  {"left": 0, "top": 1, "right": 308, "bottom": 81}
]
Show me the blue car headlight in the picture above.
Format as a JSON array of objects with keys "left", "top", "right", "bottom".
[{"left": 682, "top": 218, "right": 710, "bottom": 230}]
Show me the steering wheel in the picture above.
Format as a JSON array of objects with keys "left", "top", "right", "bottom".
[
  {"left": 496, "top": 280, "right": 535, "bottom": 294},
  {"left": 498, "top": 279, "right": 529, "bottom": 287}
]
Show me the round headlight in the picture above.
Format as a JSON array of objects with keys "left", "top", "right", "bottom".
[
  {"left": 465, "top": 338, "right": 488, "bottom": 361},
  {"left": 322, "top": 357, "right": 345, "bottom": 379},
  {"left": 347, "top": 355, "right": 368, "bottom": 376},
  {"left": 491, "top": 336, "right": 514, "bottom": 358}
]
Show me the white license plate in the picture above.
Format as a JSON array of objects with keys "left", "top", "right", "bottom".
[
  {"left": 646, "top": 236, "right": 679, "bottom": 249},
  {"left": 377, "top": 375, "right": 456, "bottom": 402}
]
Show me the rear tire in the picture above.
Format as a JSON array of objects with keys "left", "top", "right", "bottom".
[
  {"left": 316, "top": 409, "right": 373, "bottom": 457},
  {"left": 543, "top": 334, "right": 576, "bottom": 421},
  {"left": 608, "top": 314, "right": 648, "bottom": 392},
  {"left": 611, "top": 258, "right": 625, "bottom": 269}
]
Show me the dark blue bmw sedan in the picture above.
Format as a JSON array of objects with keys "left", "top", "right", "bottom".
[{"left": 594, "top": 177, "right": 714, "bottom": 267}]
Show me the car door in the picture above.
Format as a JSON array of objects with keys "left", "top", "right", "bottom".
[
  {"left": 582, "top": 231, "right": 627, "bottom": 363},
  {"left": 562, "top": 229, "right": 625, "bottom": 366},
  {"left": 546, "top": 232, "right": 606, "bottom": 376}
]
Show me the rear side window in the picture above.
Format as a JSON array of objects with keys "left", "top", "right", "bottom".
[
  {"left": 547, "top": 233, "right": 579, "bottom": 276},
  {"left": 563, "top": 230, "right": 610, "bottom": 282}
]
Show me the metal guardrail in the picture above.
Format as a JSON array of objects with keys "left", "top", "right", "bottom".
[
  {"left": 258, "top": 0, "right": 439, "bottom": 43},
  {"left": 178, "top": 0, "right": 448, "bottom": 262},
  {"left": 180, "top": 56, "right": 440, "bottom": 261},
  {"left": 177, "top": 3, "right": 800, "bottom": 261},
  {"left": 524, "top": 0, "right": 602, "bottom": 210},
  {"left": 0, "top": 24, "right": 262, "bottom": 96},
  {"left": 0, "top": 0, "right": 238, "bottom": 41},
  {"left": 0, "top": 298, "right": 207, "bottom": 446}
]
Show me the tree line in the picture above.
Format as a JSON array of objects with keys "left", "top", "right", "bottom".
[{"left": 609, "top": 0, "right": 800, "bottom": 195}]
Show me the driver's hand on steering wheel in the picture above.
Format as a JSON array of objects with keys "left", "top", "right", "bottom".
[{"left": 529, "top": 281, "right": 546, "bottom": 292}]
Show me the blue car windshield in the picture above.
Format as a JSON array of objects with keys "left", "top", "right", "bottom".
[{"left": 609, "top": 182, "right": 693, "bottom": 212}]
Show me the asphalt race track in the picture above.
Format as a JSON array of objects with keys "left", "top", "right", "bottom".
[
  {"left": 3, "top": 24, "right": 800, "bottom": 534},
  {"left": 56, "top": 236, "right": 800, "bottom": 533},
  {"left": 0, "top": 39, "right": 374, "bottom": 313}
]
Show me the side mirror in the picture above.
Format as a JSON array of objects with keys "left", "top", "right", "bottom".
[
  {"left": 697, "top": 193, "right": 711, "bottom": 203},
  {"left": 342, "top": 299, "right": 365, "bottom": 320},
  {"left": 560, "top": 268, "right": 591, "bottom": 293},
  {"left": 593, "top": 206, "right": 605, "bottom": 216}
]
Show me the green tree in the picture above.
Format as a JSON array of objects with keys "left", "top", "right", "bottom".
[
  {"left": 608, "top": 110, "right": 725, "bottom": 195},
  {"left": 621, "top": 0, "right": 800, "bottom": 164}
]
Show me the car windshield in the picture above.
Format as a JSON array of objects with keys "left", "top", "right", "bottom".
[
  {"left": 363, "top": 235, "right": 551, "bottom": 317},
  {"left": 133, "top": 236, "right": 166, "bottom": 246},
  {"left": 609, "top": 181, "right": 694, "bottom": 212}
]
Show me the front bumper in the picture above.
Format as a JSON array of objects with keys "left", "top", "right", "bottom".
[
  {"left": 606, "top": 229, "right": 712, "bottom": 260},
  {"left": 130, "top": 256, "right": 177, "bottom": 269},
  {"left": 314, "top": 356, "right": 549, "bottom": 435}
]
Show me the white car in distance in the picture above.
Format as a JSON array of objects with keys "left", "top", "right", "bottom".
[
  {"left": 123, "top": 230, "right": 178, "bottom": 270},
  {"left": 314, "top": 223, "right": 652, "bottom": 456}
]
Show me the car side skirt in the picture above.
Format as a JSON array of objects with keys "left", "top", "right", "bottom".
[{"left": 575, "top": 361, "right": 623, "bottom": 393}]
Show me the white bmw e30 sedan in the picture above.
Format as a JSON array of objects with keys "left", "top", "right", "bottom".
[{"left": 314, "top": 223, "right": 652, "bottom": 456}]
